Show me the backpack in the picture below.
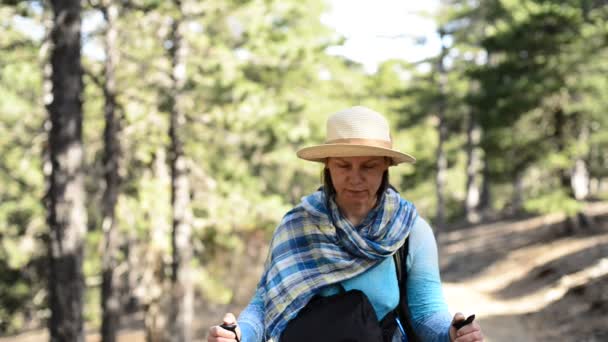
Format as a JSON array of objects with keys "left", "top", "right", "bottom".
[
  {"left": 392, "top": 237, "right": 422, "bottom": 342},
  {"left": 280, "top": 238, "right": 422, "bottom": 342},
  {"left": 280, "top": 286, "right": 385, "bottom": 342}
]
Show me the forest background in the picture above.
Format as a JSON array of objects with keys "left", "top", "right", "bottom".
[{"left": 1, "top": 0, "right": 608, "bottom": 341}]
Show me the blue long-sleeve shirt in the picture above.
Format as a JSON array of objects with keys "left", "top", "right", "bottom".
[{"left": 238, "top": 216, "right": 452, "bottom": 342}]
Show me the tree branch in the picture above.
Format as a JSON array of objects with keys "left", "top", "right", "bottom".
[
  {"left": 0, "top": 161, "right": 32, "bottom": 192},
  {"left": 0, "top": 39, "right": 35, "bottom": 51},
  {"left": 121, "top": 0, "right": 160, "bottom": 13},
  {"left": 83, "top": 65, "right": 105, "bottom": 89}
]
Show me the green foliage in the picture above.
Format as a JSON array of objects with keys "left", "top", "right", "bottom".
[
  {"left": 0, "top": 4, "right": 48, "bottom": 333},
  {"left": 457, "top": 0, "right": 608, "bottom": 213},
  {"left": 524, "top": 188, "right": 582, "bottom": 216}
]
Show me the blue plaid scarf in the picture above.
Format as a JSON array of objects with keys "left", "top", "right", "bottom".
[{"left": 259, "top": 188, "right": 417, "bottom": 341}]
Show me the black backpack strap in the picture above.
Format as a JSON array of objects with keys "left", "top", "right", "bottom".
[{"left": 393, "top": 237, "right": 422, "bottom": 342}]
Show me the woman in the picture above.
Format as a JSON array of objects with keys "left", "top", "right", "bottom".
[{"left": 208, "top": 106, "right": 484, "bottom": 342}]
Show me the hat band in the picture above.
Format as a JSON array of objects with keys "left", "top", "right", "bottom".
[{"left": 324, "top": 138, "right": 392, "bottom": 149}]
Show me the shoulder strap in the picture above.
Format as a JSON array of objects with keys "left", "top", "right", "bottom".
[
  {"left": 394, "top": 237, "right": 407, "bottom": 284},
  {"left": 393, "top": 237, "right": 422, "bottom": 342}
]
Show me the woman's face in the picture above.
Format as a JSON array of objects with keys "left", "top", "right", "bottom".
[{"left": 326, "top": 156, "right": 390, "bottom": 211}]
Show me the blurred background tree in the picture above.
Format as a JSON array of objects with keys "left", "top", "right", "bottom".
[{"left": 0, "top": 0, "right": 607, "bottom": 341}]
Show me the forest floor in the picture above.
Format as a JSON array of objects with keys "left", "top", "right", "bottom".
[{"left": 2, "top": 202, "right": 607, "bottom": 342}]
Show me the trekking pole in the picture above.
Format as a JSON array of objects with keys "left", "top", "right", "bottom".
[{"left": 395, "top": 317, "right": 408, "bottom": 342}]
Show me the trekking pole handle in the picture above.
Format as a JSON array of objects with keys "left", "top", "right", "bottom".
[
  {"left": 452, "top": 314, "right": 476, "bottom": 330},
  {"left": 220, "top": 323, "right": 240, "bottom": 342}
]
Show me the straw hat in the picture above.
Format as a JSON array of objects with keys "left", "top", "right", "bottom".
[{"left": 296, "top": 106, "right": 416, "bottom": 165}]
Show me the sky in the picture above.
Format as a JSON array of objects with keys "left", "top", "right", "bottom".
[{"left": 322, "top": 0, "right": 441, "bottom": 73}]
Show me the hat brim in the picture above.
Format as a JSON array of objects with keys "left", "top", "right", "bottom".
[{"left": 296, "top": 144, "right": 416, "bottom": 165}]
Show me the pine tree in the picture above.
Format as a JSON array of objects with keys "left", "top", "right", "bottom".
[
  {"left": 167, "top": 1, "right": 193, "bottom": 340},
  {"left": 97, "top": 1, "right": 122, "bottom": 340},
  {"left": 45, "top": 1, "right": 87, "bottom": 341}
]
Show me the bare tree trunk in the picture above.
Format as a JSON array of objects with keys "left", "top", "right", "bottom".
[
  {"left": 572, "top": 124, "right": 590, "bottom": 201},
  {"left": 435, "top": 27, "right": 448, "bottom": 227},
  {"left": 436, "top": 121, "right": 448, "bottom": 226},
  {"left": 477, "top": 50, "right": 494, "bottom": 218},
  {"left": 45, "top": 1, "right": 86, "bottom": 341},
  {"left": 478, "top": 154, "right": 491, "bottom": 214},
  {"left": 572, "top": 158, "right": 589, "bottom": 200},
  {"left": 511, "top": 170, "right": 524, "bottom": 215},
  {"left": 100, "top": 2, "right": 122, "bottom": 342},
  {"left": 123, "top": 230, "right": 139, "bottom": 313},
  {"left": 554, "top": 108, "right": 571, "bottom": 193},
  {"left": 464, "top": 111, "right": 481, "bottom": 223},
  {"left": 571, "top": 126, "right": 593, "bottom": 229},
  {"left": 167, "top": 2, "right": 194, "bottom": 340},
  {"left": 587, "top": 142, "right": 602, "bottom": 197},
  {"left": 554, "top": 108, "right": 578, "bottom": 232},
  {"left": 144, "top": 149, "right": 172, "bottom": 342},
  {"left": 554, "top": 108, "right": 592, "bottom": 232}
]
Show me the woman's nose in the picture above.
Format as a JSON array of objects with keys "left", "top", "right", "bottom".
[{"left": 348, "top": 168, "right": 364, "bottom": 182}]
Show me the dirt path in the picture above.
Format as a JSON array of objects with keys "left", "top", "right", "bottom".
[
  {"left": 439, "top": 202, "right": 608, "bottom": 342},
  {"left": 443, "top": 283, "right": 535, "bottom": 342}
]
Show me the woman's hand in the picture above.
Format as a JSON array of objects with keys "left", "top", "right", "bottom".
[
  {"left": 449, "top": 313, "right": 484, "bottom": 342},
  {"left": 207, "top": 313, "right": 242, "bottom": 342}
]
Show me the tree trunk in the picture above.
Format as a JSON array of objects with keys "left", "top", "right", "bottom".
[
  {"left": 554, "top": 108, "right": 592, "bottom": 232},
  {"left": 167, "top": 2, "right": 194, "bottom": 341},
  {"left": 478, "top": 153, "right": 491, "bottom": 214},
  {"left": 435, "top": 28, "right": 449, "bottom": 227},
  {"left": 123, "top": 229, "right": 139, "bottom": 313},
  {"left": 45, "top": 1, "right": 86, "bottom": 341},
  {"left": 436, "top": 120, "right": 447, "bottom": 226},
  {"left": 100, "top": 2, "right": 122, "bottom": 342},
  {"left": 477, "top": 49, "right": 494, "bottom": 217},
  {"left": 571, "top": 126, "right": 593, "bottom": 230},
  {"left": 572, "top": 124, "right": 590, "bottom": 201},
  {"left": 587, "top": 142, "right": 602, "bottom": 197},
  {"left": 554, "top": 108, "right": 577, "bottom": 232},
  {"left": 572, "top": 158, "right": 589, "bottom": 200},
  {"left": 144, "top": 149, "right": 172, "bottom": 342},
  {"left": 554, "top": 108, "right": 573, "bottom": 194},
  {"left": 511, "top": 170, "right": 524, "bottom": 215},
  {"left": 464, "top": 111, "right": 481, "bottom": 223}
]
